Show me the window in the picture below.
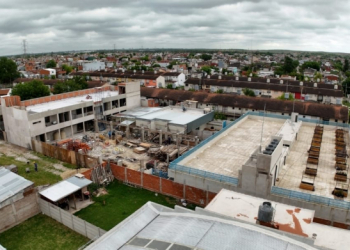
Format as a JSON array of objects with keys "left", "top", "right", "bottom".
[
  {"left": 282, "top": 113, "right": 284, "bottom": 115},
  {"left": 335, "top": 119, "right": 338, "bottom": 122},
  {"left": 45, "top": 117, "right": 50, "bottom": 123}
]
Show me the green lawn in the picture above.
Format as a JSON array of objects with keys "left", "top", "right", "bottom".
[
  {"left": 0, "top": 155, "right": 61, "bottom": 186},
  {"left": 75, "top": 181, "right": 188, "bottom": 230},
  {"left": 0, "top": 214, "right": 89, "bottom": 250}
]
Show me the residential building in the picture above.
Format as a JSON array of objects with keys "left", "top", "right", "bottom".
[
  {"left": 82, "top": 61, "right": 105, "bottom": 71},
  {"left": 162, "top": 72, "right": 186, "bottom": 87},
  {"left": 140, "top": 88, "right": 348, "bottom": 123},
  {"left": 184, "top": 77, "right": 343, "bottom": 104},
  {"left": 39, "top": 68, "right": 56, "bottom": 78}
]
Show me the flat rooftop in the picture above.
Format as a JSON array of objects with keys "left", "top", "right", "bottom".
[
  {"left": 179, "top": 116, "right": 285, "bottom": 177},
  {"left": 137, "top": 106, "right": 211, "bottom": 125},
  {"left": 277, "top": 123, "right": 350, "bottom": 201},
  {"left": 206, "top": 189, "right": 350, "bottom": 250},
  {"left": 26, "top": 91, "right": 119, "bottom": 113},
  {"left": 114, "top": 106, "right": 162, "bottom": 118}
]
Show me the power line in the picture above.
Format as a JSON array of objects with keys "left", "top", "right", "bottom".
[{"left": 22, "top": 39, "right": 27, "bottom": 56}]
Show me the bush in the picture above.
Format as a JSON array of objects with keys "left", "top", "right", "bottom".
[
  {"left": 243, "top": 88, "right": 255, "bottom": 97},
  {"left": 214, "top": 112, "right": 226, "bottom": 120}
]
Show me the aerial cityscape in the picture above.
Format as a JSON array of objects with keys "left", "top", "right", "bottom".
[{"left": 1, "top": 1, "right": 350, "bottom": 250}]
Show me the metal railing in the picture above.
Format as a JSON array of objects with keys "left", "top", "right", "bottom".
[{"left": 271, "top": 186, "right": 350, "bottom": 210}]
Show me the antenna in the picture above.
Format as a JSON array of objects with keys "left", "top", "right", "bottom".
[
  {"left": 260, "top": 102, "right": 266, "bottom": 153},
  {"left": 22, "top": 39, "right": 27, "bottom": 56}
]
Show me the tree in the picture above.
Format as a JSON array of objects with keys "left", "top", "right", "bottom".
[
  {"left": 201, "top": 66, "right": 212, "bottom": 75},
  {"left": 167, "top": 61, "right": 177, "bottom": 69},
  {"left": 282, "top": 56, "right": 299, "bottom": 74},
  {"left": 301, "top": 61, "right": 320, "bottom": 71},
  {"left": 62, "top": 64, "right": 73, "bottom": 74},
  {"left": 278, "top": 93, "right": 294, "bottom": 100},
  {"left": 342, "top": 77, "right": 350, "bottom": 96},
  {"left": 0, "top": 57, "right": 20, "bottom": 83},
  {"left": 201, "top": 54, "right": 212, "bottom": 61},
  {"left": 156, "top": 56, "right": 162, "bottom": 61},
  {"left": 243, "top": 88, "right": 255, "bottom": 97},
  {"left": 343, "top": 59, "right": 349, "bottom": 73},
  {"left": 52, "top": 76, "right": 88, "bottom": 94},
  {"left": 11, "top": 80, "right": 50, "bottom": 100},
  {"left": 46, "top": 59, "right": 56, "bottom": 68}
]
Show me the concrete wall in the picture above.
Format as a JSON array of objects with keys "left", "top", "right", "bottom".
[
  {"left": 0, "top": 187, "right": 40, "bottom": 233},
  {"left": 39, "top": 199, "right": 106, "bottom": 239}
]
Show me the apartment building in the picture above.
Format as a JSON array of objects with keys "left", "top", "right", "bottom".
[{"left": 0, "top": 82, "right": 140, "bottom": 148}]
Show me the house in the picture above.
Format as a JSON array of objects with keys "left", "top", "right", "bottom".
[
  {"left": 1, "top": 82, "right": 140, "bottom": 148},
  {"left": 39, "top": 68, "right": 56, "bottom": 78},
  {"left": 0, "top": 168, "right": 39, "bottom": 232},
  {"left": 82, "top": 61, "right": 105, "bottom": 71},
  {"left": 303, "top": 67, "right": 317, "bottom": 79},
  {"left": 158, "top": 60, "right": 169, "bottom": 68},
  {"left": 162, "top": 72, "right": 186, "bottom": 87},
  {"left": 324, "top": 74, "right": 339, "bottom": 84}
]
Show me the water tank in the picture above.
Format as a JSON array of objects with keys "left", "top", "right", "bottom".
[{"left": 258, "top": 202, "right": 274, "bottom": 223}]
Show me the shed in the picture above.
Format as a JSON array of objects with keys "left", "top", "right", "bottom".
[{"left": 39, "top": 175, "right": 92, "bottom": 210}]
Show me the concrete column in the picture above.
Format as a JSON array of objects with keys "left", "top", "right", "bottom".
[
  {"left": 110, "top": 121, "right": 113, "bottom": 132},
  {"left": 83, "top": 122, "right": 85, "bottom": 133},
  {"left": 141, "top": 127, "right": 145, "bottom": 142},
  {"left": 159, "top": 130, "right": 162, "bottom": 145},
  {"left": 195, "top": 136, "right": 198, "bottom": 146},
  {"left": 94, "top": 119, "right": 98, "bottom": 132},
  {"left": 126, "top": 125, "right": 130, "bottom": 138},
  {"left": 58, "top": 129, "right": 61, "bottom": 140},
  {"left": 71, "top": 125, "right": 74, "bottom": 137}
]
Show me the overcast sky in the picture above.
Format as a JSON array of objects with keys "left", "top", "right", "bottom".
[{"left": 1, "top": 0, "right": 349, "bottom": 55}]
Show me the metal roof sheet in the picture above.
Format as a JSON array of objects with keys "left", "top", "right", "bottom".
[
  {"left": 0, "top": 167, "right": 33, "bottom": 203},
  {"left": 39, "top": 176, "right": 92, "bottom": 202}
]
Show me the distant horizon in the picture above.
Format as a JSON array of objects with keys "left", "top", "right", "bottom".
[
  {"left": 3, "top": 47, "right": 350, "bottom": 58},
  {"left": 2, "top": 1, "right": 350, "bottom": 56}
]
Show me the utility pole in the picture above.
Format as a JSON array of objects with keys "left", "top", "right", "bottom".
[{"left": 22, "top": 39, "right": 27, "bottom": 56}]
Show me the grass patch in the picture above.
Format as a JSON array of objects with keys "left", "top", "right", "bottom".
[
  {"left": 75, "top": 181, "right": 182, "bottom": 230},
  {"left": 33, "top": 152, "right": 78, "bottom": 169},
  {"left": 0, "top": 155, "right": 61, "bottom": 186},
  {"left": 0, "top": 214, "right": 89, "bottom": 250}
]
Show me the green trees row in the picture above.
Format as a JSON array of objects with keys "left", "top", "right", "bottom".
[{"left": 11, "top": 76, "right": 88, "bottom": 101}]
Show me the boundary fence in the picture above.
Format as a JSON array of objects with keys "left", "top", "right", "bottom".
[
  {"left": 271, "top": 186, "right": 350, "bottom": 210},
  {"left": 39, "top": 199, "right": 106, "bottom": 240}
]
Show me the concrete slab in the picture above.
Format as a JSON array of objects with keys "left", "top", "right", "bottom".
[
  {"left": 277, "top": 124, "right": 350, "bottom": 201},
  {"left": 181, "top": 116, "right": 285, "bottom": 178}
]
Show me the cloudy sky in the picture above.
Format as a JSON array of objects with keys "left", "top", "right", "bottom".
[{"left": 1, "top": 0, "right": 350, "bottom": 55}]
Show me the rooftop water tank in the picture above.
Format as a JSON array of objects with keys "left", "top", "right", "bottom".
[{"left": 258, "top": 202, "right": 274, "bottom": 223}]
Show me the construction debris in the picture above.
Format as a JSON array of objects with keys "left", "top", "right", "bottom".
[
  {"left": 133, "top": 147, "right": 147, "bottom": 154},
  {"left": 91, "top": 164, "right": 114, "bottom": 185}
]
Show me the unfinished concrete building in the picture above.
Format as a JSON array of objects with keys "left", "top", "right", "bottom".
[
  {"left": 170, "top": 112, "right": 350, "bottom": 224},
  {"left": 0, "top": 82, "right": 140, "bottom": 148}
]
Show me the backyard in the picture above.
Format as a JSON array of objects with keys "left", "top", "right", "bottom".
[
  {"left": 0, "top": 214, "right": 89, "bottom": 250},
  {"left": 0, "top": 141, "right": 85, "bottom": 186},
  {"left": 75, "top": 181, "right": 194, "bottom": 230}
]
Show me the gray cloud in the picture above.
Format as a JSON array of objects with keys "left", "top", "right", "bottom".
[{"left": 0, "top": 0, "right": 350, "bottom": 55}]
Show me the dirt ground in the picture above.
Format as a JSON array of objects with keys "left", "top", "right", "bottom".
[{"left": 0, "top": 141, "right": 87, "bottom": 179}]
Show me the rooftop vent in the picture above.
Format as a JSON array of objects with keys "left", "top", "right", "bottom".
[{"left": 258, "top": 202, "right": 274, "bottom": 223}]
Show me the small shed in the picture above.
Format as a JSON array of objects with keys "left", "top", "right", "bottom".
[{"left": 39, "top": 174, "right": 92, "bottom": 210}]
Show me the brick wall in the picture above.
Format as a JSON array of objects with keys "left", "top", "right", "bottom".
[{"left": 108, "top": 163, "right": 217, "bottom": 206}]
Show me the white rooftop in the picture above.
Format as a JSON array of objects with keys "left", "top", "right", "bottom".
[
  {"left": 39, "top": 176, "right": 92, "bottom": 202},
  {"left": 206, "top": 189, "right": 350, "bottom": 250},
  {"left": 115, "top": 107, "right": 162, "bottom": 118},
  {"left": 86, "top": 202, "right": 317, "bottom": 250},
  {"left": 26, "top": 91, "right": 119, "bottom": 114},
  {"left": 0, "top": 167, "right": 33, "bottom": 204},
  {"left": 137, "top": 106, "right": 210, "bottom": 125}
]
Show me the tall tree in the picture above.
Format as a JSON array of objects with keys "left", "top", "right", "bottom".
[
  {"left": 282, "top": 56, "right": 299, "bottom": 74},
  {"left": 343, "top": 59, "right": 349, "bottom": 72},
  {"left": 201, "top": 54, "right": 212, "bottom": 61},
  {"left": 0, "top": 57, "right": 20, "bottom": 83},
  {"left": 11, "top": 80, "right": 50, "bottom": 100},
  {"left": 46, "top": 59, "right": 56, "bottom": 68},
  {"left": 52, "top": 76, "right": 88, "bottom": 94}
]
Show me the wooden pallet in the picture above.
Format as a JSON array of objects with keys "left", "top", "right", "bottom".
[
  {"left": 309, "top": 151, "right": 320, "bottom": 158},
  {"left": 336, "top": 157, "right": 347, "bottom": 164},
  {"left": 334, "top": 174, "right": 348, "bottom": 182},
  {"left": 307, "top": 157, "right": 319, "bottom": 165},
  {"left": 305, "top": 168, "right": 317, "bottom": 176},
  {"left": 335, "top": 163, "right": 347, "bottom": 170},
  {"left": 300, "top": 182, "right": 315, "bottom": 191}
]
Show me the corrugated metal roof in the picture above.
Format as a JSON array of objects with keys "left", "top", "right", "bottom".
[
  {"left": 0, "top": 167, "right": 33, "bottom": 203},
  {"left": 86, "top": 202, "right": 318, "bottom": 250},
  {"left": 39, "top": 176, "right": 92, "bottom": 202}
]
